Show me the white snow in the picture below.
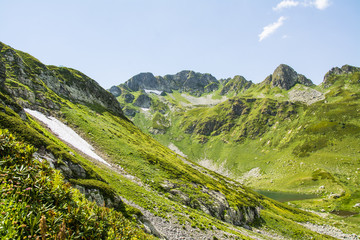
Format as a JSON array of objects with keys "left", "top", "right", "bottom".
[
  {"left": 144, "top": 89, "right": 162, "bottom": 95},
  {"left": 141, "top": 108, "right": 150, "bottom": 112},
  {"left": 24, "top": 108, "right": 110, "bottom": 166}
]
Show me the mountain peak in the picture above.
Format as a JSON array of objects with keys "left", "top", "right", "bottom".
[
  {"left": 122, "top": 70, "right": 218, "bottom": 96},
  {"left": 263, "top": 64, "right": 313, "bottom": 90},
  {"left": 323, "top": 64, "right": 360, "bottom": 88}
]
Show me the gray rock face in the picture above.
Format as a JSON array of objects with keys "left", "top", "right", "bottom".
[
  {"left": 109, "top": 86, "right": 122, "bottom": 97},
  {"left": 263, "top": 64, "right": 313, "bottom": 90},
  {"left": 133, "top": 94, "right": 152, "bottom": 108},
  {"left": 123, "top": 106, "right": 138, "bottom": 117},
  {"left": 75, "top": 185, "right": 124, "bottom": 211},
  {"left": 165, "top": 182, "right": 261, "bottom": 226},
  {"left": 124, "top": 93, "right": 135, "bottom": 103},
  {"left": 123, "top": 70, "right": 218, "bottom": 96},
  {"left": 34, "top": 150, "right": 89, "bottom": 179},
  {"left": 323, "top": 64, "right": 360, "bottom": 88},
  {"left": 126, "top": 73, "right": 164, "bottom": 91},
  {"left": 0, "top": 60, "right": 5, "bottom": 85}
]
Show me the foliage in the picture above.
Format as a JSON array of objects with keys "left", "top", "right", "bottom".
[{"left": 0, "top": 129, "right": 153, "bottom": 239}]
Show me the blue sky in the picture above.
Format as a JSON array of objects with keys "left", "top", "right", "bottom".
[{"left": 1, "top": 0, "right": 359, "bottom": 88}]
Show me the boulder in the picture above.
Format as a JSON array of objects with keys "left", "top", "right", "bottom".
[
  {"left": 133, "top": 94, "right": 152, "bottom": 108},
  {"left": 109, "top": 86, "right": 122, "bottom": 97},
  {"left": 124, "top": 93, "right": 135, "bottom": 103}
]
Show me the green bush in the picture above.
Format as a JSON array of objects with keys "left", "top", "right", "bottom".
[{"left": 0, "top": 129, "right": 153, "bottom": 239}]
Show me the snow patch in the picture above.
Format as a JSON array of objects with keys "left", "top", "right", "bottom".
[
  {"left": 144, "top": 89, "right": 162, "bottom": 95},
  {"left": 141, "top": 108, "right": 150, "bottom": 112},
  {"left": 24, "top": 109, "right": 110, "bottom": 166}
]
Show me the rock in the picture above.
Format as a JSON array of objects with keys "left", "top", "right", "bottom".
[
  {"left": 139, "top": 216, "right": 167, "bottom": 239},
  {"left": 0, "top": 60, "right": 6, "bottom": 85},
  {"left": 67, "top": 161, "right": 87, "bottom": 178},
  {"left": 323, "top": 64, "right": 360, "bottom": 88},
  {"left": 108, "top": 86, "right": 122, "bottom": 97},
  {"left": 124, "top": 93, "right": 135, "bottom": 103},
  {"left": 124, "top": 70, "right": 218, "bottom": 96},
  {"left": 166, "top": 183, "right": 261, "bottom": 226},
  {"left": 125, "top": 73, "right": 163, "bottom": 92},
  {"left": 262, "top": 64, "right": 313, "bottom": 90},
  {"left": 319, "top": 185, "right": 325, "bottom": 189},
  {"left": 74, "top": 185, "right": 124, "bottom": 211},
  {"left": 354, "top": 203, "right": 360, "bottom": 208},
  {"left": 133, "top": 94, "right": 152, "bottom": 108},
  {"left": 288, "top": 87, "right": 325, "bottom": 105},
  {"left": 123, "top": 106, "right": 138, "bottom": 117}
]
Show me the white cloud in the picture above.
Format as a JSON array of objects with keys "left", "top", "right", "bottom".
[
  {"left": 273, "top": 0, "right": 331, "bottom": 11},
  {"left": 311, "top": 0, "right": 330, "bottom": 10},
  {"left": 259, "top": 16, "right": 286, "bottom": 42},
  {"left": 273, "top": 0, "right": 300, "bottom": 11}
]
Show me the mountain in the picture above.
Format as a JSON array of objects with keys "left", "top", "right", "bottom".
[
  {"left": 261, "top": 64, "right": 313, "bottom": 90},
  {"left": 111, "top": 63, "right": 360, "bottom": 236},
  {"left": 1, "top": 41, "right": 358, "bottom": 239}
]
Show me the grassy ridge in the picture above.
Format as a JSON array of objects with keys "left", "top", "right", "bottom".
[{"left": 0, "top": 40, "right": 357, "bottom": 238}]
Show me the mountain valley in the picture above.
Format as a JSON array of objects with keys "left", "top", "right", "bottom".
[{"left": 1, "top": 41, "right": 359, "bottom": 239}]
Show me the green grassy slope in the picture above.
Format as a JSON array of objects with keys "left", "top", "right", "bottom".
[
  {"left": 115, "top": 64, "right": 360, "bottom": 235},
  {"left": 0, "top": 41, "right": 356, "bottom": 238}
]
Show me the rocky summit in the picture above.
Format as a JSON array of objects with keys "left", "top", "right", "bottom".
[
  {"left": 124, "top": 70, "right": 219, "bottom": 96},
  {"left": 261, "top": 64, "right": 313, "bottom": 90}
]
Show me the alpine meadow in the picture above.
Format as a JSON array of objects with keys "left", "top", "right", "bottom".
[{"left": 1, "top": 0, "right": 360, "bottom": 239}]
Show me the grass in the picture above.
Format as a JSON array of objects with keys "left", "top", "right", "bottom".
[
  {"left": 2, "top": 40, "right": 359, "bottom": 238},
  {"left": 118, "top": 67, "right": 360, "bottom": 235},
  {"left": 0, "top": 129, "right": 153, "bottom": 239}
]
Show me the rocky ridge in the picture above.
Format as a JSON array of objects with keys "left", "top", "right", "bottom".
[
  {"left": 0, "top": 42, "right": 124, "bottom": 117},
  {"left": 120, "top": 70, "right": 220, "bottom": 96},
  {"left": 323, "top": 64, "right": 360, "bottom": 88}
]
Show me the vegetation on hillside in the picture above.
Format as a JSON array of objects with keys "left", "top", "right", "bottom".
[
  {"left": 1, "top": 41, "right": 358, "bottom": 238},
  {"left": 0, "top": 129, "right": 152, "bottom": 239}
]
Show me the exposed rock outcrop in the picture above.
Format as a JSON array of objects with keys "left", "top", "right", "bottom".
[
  {"left": 323, "top": 64, "right": 360, "bottom": 88},
  {"left": 0, "top": 60, "right": 5, "bottom": 85},
  {"left": 122, "top": 70, "right": 218, "bottom": 96},
  {"left": 164, "top": 182, "right": 261, "bottom": 227},
  {"left": 74, "top": 184, "right": 124, "bottom": 211},
  {"left": 109, "top": 85, "right": 122, "bottom": 97},
  {"left": 262, "top": 64, "right": 313, "bottom": 90},
  {"left": 133, "top": 94, "right": 152, "bottom": 108},
  {"left": 123, "top": 106, "right": 138, "bottom": 117},
  {"left": 124, "top": 93, "right": 135, "bottom": 103}
]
